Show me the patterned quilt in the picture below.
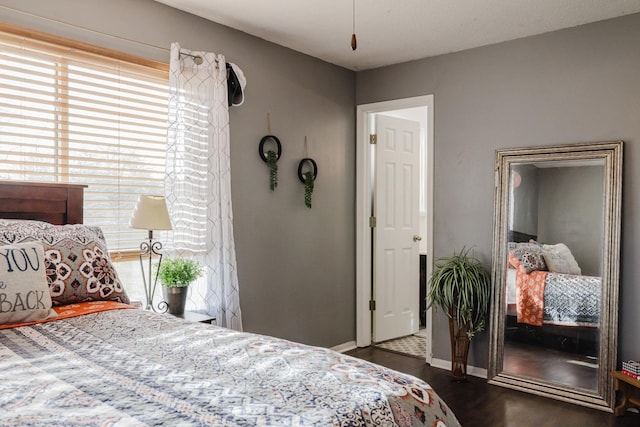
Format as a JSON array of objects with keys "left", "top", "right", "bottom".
[
  {"left": 514, "top": 259, "right": 601, "bottom": 327},
  {"left": 543, "top": 272, "right": 601, "bottom": 326},
  {"left": 0, "top": 308, "right": 459, "bottom": 426}
]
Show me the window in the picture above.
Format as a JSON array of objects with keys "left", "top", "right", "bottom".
[{"left": 0, "top": 25, "right": 169, "bottom": 259}]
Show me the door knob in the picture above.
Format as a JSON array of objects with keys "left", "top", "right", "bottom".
[{"left": 413, "top": 235, "right": 422, "bottom": 242}]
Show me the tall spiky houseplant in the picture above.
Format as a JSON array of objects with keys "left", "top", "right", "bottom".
[{"left": 427, "top": 247, "right": 491, "bottom": 381}]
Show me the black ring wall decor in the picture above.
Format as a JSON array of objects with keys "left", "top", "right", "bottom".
[
  {"left": 258, "top": 135, "right": 282, "bottom": 162},
  {"left": 297, "top": 158, "right": 318, "bottom": 183}
]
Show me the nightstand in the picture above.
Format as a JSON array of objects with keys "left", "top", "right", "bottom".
[
  {"left": 611, "top": 370, "right": 640, "bottom": 416},
  {"left": 174, "top": 311, "right": 216, "bottom": 324}
]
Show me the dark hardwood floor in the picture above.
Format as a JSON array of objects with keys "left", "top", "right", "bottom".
[
  {"left": 346, "top": 346, "right": 639, "bottom": 427},
  {"left": 504, "top": 340, "right": 598, "bottom": 390}
]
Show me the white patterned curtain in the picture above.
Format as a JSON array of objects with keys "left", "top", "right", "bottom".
[{"left": 164, "top": 43, "right": 242, "bottom": 331}]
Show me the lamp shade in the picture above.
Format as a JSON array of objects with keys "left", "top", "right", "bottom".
[{"left": 129, "top": 195, "right": 172, "bottom": 231}]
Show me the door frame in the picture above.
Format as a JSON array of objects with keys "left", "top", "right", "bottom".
[{"left": 355, "top": 95, "right": 434, "bottom": 363}]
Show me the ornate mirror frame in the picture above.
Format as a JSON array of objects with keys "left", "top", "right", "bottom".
[{"left": 488, "top": 141, "right": 623, "bottom": 411}]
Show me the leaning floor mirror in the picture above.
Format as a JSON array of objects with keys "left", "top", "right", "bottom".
[{"left": 488, "top": 141, "right": 623, "bottom": 411}]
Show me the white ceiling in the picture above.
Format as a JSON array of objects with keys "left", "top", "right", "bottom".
[{"left": 154, "top": 0, "right": 640, "bottom": 70}]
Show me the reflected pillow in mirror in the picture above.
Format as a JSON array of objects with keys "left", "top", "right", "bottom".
[
  {"left": 542, "top": 243, "right": 582, "bottom": 275},
  {"left": 510, "top": 242, "right": 547, "bottom": 273}
]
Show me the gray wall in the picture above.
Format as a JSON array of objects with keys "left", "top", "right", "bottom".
[
  {"left": 357, "top": 13, "right": 640, "bottom": 368},
  {"left": 0, "top": 0, "right": 356, "bottom": 347},
  {"left": 510, "top": 164, "right": 539, "bottom": 237},
  {"left": 538, "top": 166, "right": 604, "bottom": 276},
  {"left": 4, "top": 0, "right": 640, "bottom": 368}
]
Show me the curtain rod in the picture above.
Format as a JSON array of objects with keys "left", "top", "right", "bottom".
[
  {"left": 0, "top": 4, "right": 169, "bottom": 53},
  {"left": 179, "top": 51, "right": 204, "bottom": 64},
  {"left": 1, "top": 4, "right": 222, "bottom": 66}
]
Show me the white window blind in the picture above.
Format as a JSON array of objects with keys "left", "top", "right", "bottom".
[{"left": 0, "top": 28, "right": 169, "bottom": 256}]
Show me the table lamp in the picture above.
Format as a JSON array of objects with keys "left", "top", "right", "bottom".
[{"left": 129, "top": 195, "right": 172, "bottom": 311}]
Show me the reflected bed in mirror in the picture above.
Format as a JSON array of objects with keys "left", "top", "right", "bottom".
[{"left": 488, "top": 141, "right": 623, "bottom": 412}]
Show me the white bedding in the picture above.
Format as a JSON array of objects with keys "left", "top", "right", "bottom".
[{"left": 0, "top": 306, "right": 460, "bottom": 426}]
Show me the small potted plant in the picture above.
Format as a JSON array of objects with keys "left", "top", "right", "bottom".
[
  {"left": 157, "top": 258, "right": 203, "bottom": 315},
  {"left": 427, "top": 247, "right": 491, "bottom": 381}
]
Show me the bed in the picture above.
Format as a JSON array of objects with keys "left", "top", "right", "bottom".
[
  {"left": 506, "top": 240, "right": 601, "bottom": 328},
  {"left": 505, "top": 237, "right": 601, "bottom": 354},
  {"left": 0, "top": 181, "right": 459, "bottom": 427}
]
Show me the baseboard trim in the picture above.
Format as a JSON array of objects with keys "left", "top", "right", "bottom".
[
  {"left": 330, "top": 341, "right": 357, "bottom": 353},
  {"left": 430, "top": 357, "right": 488, "bottom": 379}
]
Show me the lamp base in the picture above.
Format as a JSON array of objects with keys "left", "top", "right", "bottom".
[{"left": 138, "top": 232, "right": 168, "bottom": 313}]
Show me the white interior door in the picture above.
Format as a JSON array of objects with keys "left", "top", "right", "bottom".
[{"left": 372, "top": 114, "right": 421, "bottom": 343}]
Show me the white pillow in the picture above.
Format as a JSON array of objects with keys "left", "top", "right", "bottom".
[
  {"left": 0, "top": 242, "right": 57, "bottom": 325},
  {"left": 542, "top": 243, "right": 582, "bottom": 275}
]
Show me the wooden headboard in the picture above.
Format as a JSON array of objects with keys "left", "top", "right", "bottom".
[
  {"left": 0, "top": 181, "right": 87, "bottom": 225},
  {"left": 508, "top": 230, "right": 537, "bottom": 243}
]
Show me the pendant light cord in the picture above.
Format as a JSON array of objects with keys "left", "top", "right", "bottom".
[{"left": 351, "top": 0, "right": 357, "bottom": 50}]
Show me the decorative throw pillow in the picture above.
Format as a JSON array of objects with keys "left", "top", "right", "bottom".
[
  {"left": 0, "top": 241, "right": 57, "bottom": 324},
  {"left": 0, "top": 219, "right": 129, "bottom": 306},
  {"left": 510, "top": 242, "right": 547, "bottom": 273},
  {"left": 542, "top": 243, "right": 582, "bottom": 275}
]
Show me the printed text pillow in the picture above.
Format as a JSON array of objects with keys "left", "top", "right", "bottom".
[
  {"left": 0, "top": 241, "right": 57, "bottom": 324},
  {"left": 0, "top": 220, "right": 129, "bottom": 306}
]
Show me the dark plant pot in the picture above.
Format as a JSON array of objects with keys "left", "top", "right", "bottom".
[
  {"left": 162, "top": 286, "right": 188, "bottom": 315},
  {"left": 449, "top": 316, "right": 471, "bottom": 382}
]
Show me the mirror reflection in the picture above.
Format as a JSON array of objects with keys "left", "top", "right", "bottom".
[
  {"left": 488, "top": 141, "right": 623, "bottom": 412},
  {"left": 504, "top": 159, "right": 604, "bottom": 391}
]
